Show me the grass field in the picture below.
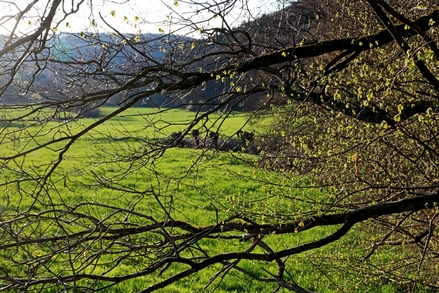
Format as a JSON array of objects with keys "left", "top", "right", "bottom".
[{"left": 0, "top": 106, "right": 407, "bottom": 292}]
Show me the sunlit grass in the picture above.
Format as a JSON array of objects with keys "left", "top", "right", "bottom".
[{"left": 0, "top": 106, "right": 408, "bottom": 292}]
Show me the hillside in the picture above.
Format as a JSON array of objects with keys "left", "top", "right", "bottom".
[{"left": 0, "top": 1, "right": 320, "bottom": 111}]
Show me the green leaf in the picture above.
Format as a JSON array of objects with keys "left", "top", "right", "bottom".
[{"left": 397, "top": 104, "right": 404, "bottom": 114}]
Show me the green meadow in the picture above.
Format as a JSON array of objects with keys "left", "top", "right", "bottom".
[{"left": 0, "top": 107, "right": 406, "bottom": 292}]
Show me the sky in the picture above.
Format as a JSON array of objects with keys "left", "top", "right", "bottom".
[{"left": 0, "top": 0, "right": 283, "bottom": 36}]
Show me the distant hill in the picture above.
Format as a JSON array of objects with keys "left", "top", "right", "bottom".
[
  {"left": 0, "top": 1, "right": 314, "bottom": 111},
  {"left": 0, "top": 32, "right": 192, "bottom": 107}
]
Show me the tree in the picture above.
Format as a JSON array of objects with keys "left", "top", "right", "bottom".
[{"left": 0, "top": 0, "right": 438, "bottom": 292}]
